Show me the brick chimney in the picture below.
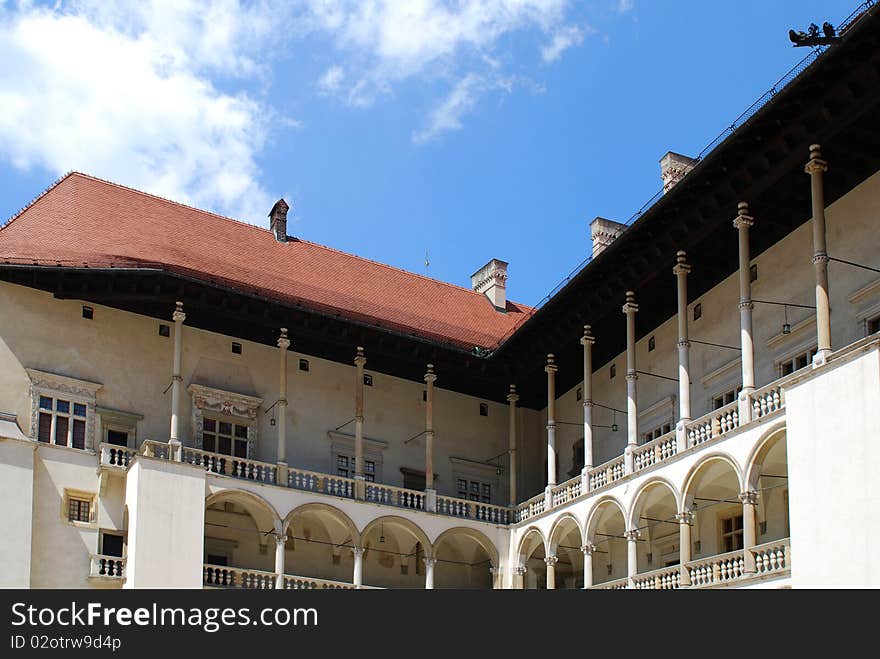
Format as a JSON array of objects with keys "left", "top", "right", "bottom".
[
  {"left": 471, "top": 259, "right": 508, "bottom": 310},
  {"left": 590, "top": 217, "right": 626, "bottom": 257},
  {"left": 660, "top": 151, "right": 697, "bottom": 193},
  {"left": 269, "top": 199, "right": 289, "bottom": 242}
]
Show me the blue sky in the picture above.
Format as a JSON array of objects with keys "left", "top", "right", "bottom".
[{"left": 0, "top": 0, "right": 857, "bottom": 306}]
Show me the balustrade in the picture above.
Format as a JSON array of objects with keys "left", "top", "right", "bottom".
[
  {"left": 99, "top": 443, "right": 137, "bottom": 468},
  {"left": 686, "top": 551, "right": 745, "bottom": 587},
  {"left": 632, "top": 566, "right": 681, "bottom": 590},
  {"left": 89, "top": 555, "right": 125, "bottom": 579},
  {"left": 632, "top": 431, "right": 677, "bottom": 472}
]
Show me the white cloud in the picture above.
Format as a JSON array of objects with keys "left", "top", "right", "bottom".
[
  {"left": 0, "top": 1, "right": 290, "bottom": 223},
  {"left": 541, "top": 24, "right": 585, "bottom": 62},
  {"left": 412, "top": 74, "right": 487, "bottom": 144},
  {"left": 318, "top": 65, "right": 346, "bottom": 94},
  {"left": 617, "top": 0, "right": 634, "bottom": 13}
]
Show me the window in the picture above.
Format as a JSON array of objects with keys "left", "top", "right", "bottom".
[
  {"left": 68, "top": 497, "right": 91, "bottom": 523},
  {"left": 868, "top": 317, "right": 880, "bottom": 335},
  {"left": 642, "top": 423, "right": 672, "bottom": 443},
  {"left": 779, "top": 348, "right": 817, "bottom": 377},
  {"left": 569, "top": 439, "right": 585, "bottom": 477},
  {"left": 648, "top": 336, "right": 656, "bottom": 352},
  {"left": 231, "top": 342, "right": 242, "bottom": 355},
  {"left": 206, "top": 554, "right": 228, "bottom": 567},
  {"left": 457, "top": 478, "right": 492, "bottom": 504},
  {"left": 101, "top": 532, "right": 124, "bottom": 557},
  {"left": 202, "top": 417, "right": 249, "bottom": 458},
  {"left": 82, "top": 305, "right": 94, "bottom": 319},
  {"left": 363, "top": 374, "right": 373, "bottom": 386},
  {"left": 422, "top": 390, "right": 427, "bottom": 402},
  {"left": 721, "top": 514, "right": 744, "bottom": 552},
  {"left": 693, "top": 303, "right": 702, "bottom": 321},
  {"left": 158, "top": 324, "right": 170, "bottom": 337},
  {"left": 712, "top": 387, "right": 742, "bottom": 410},
  {"left": 749, "top": 264, "right": 758, "bottom": 283},
  {"left": 479, "top": 403, "right": 488, "bottom": 416},
  {"left": 38, "top": 396, "right": 88, "bottom": 449},
  {"left": 336, "top": 455, "right": 375, "bottom": 482},
  {"left": 576, "top": 387, "right": 582, "bottom": 402},
  {"left": 299, "top": 358, "right": 309, "bottom": 372},
  {"left": 106, "top": 429, "right": 128, "bottom": 447},
  {"left": 610, "top": 364, "right": 617, "bottom": 379}
]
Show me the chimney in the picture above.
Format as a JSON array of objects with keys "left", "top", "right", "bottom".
[
  {"left": 269, "top": 199, "right": 289, "bottom": 242},
  {"left": 660, "top": 151, "right": 697, "bottom": 193},
  {"left": 590, "top": 217, "right": 626, "bottom": 257},
  {"left": 471, "top": 259, "right": 509, "bottom": 310}
]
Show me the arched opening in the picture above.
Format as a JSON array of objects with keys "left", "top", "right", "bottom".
[
  {"left": 683, "top": 457, "right": 743, "bottom": 561},
  {"left": 586, "top": 500, "right": 627, "bottom": 587},
  {"left": 361, "top": 517, "right": 432, "bottom": 589},
  {"left": 203, "top": 491, "right": 280, "bottom": 587},
  {"left": 517, "top": 528, "right": 547, "bottom": 589},
  {"left": 548, "top": 516, "right": 584, "bottom": 589},
  {"left": 747, "top": 429, "right": 789, "bottom": 544},
  {"left": 630, "top": 481, "right": 680, "bottom": 574},
  {"left": 433, "top": 528, "right": 498, "bottom": 589},
  {"left": 282, "top": 504, "right": 360, "bottom": 586}
]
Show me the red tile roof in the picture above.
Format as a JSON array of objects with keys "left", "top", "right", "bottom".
[{"left": 0, "top": 173, "right": 532, "bottom": 350}]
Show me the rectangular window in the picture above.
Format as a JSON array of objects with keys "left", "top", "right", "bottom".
[
  {"left": 642, "top": 423, "right": 673, "bottom": 443},
  {"left": 68, "top": 497, "right": 91, "bottom": 523},
  {"left": 457, "top": 479, "right": 491, "bottom": 504},
  {"left": 721, "top": 514, "right": 744, "bottom": 552},
  {"left": 101, "top": 533, "right": 124, "bottom": 557},
  {"left": 299, "top": 359, "right": 309, "bottom": 372},
  {"left": 648, "top": 336, "right": 656, "bottom": 352},
  {"left": 106, "top": 430, "right": 128, "bottom": 447},
  {"left": 158, "top": 324, "right": 170, "bottom": 337},
  {"left": 610, "top": 364, "right": 617, "bottom": 379},
  {"left": 231, "top": 342, "right": 242, "bottom": 355},
  {"left": 712, "top": 386, "right": 742, "bottom": 410},
  {"left": 202, "top": 417, "right": 249, "bottom": 458},
  {"left": 37, "top": 395, "right": 88, "bottom": 448},
  {"left": 693, "top": 303, "right": 702, "bottom": 321},
  {"left": 479, "top": 403, "right": 488, "bottom": 416},
  {"left": 363, "top": 374, "right": 373, "bottom": 386},
  {"left": 868, "top": 317, "right": 880, "bottom": 335},
  {"left": 82, "top": 305, "right": 94, "bottom": 320},
  {"left": 336, "top": 454, "right": 375, "bottom": 481},
  {"left": 779, "top": 348, "right": 817, "bottom": 377},
  {"left": 576, "top": 387, "right": 582, "bottom": 401}
]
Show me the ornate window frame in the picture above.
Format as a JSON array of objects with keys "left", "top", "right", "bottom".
[
  {"left": 27, "top": 369, "right": 102, "bottom": 450},
  {"left": 327, "top": 430, "right": 388, "bottom": 482},
  {"left": 187, "top": 383, "right": 262, "bottom": 457}
]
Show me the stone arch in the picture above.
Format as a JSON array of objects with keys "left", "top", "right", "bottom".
[
  {"left": 361, "top": 515, "right": 433, "bottom": 559},
  {"left": 432, "top": 527, "right": 499, "bottom": 589},
  {"left": 205, "top": 488, "right": 282, "bottom": 534},
  {"left": 681, "top": 453, "right": 744, "bottom": 509},
  {"left": 744, "top": 422, "right": 787, "bottom": 492},
  {"left": 628, "top": 477, "right": 682, "bottom": 530},
  {"left": 433, "top": 527, "right": 500, "bottom": 567},
  {"left": 548, "top": 513, "right": 583, "bottom": 553},
  {"left": 282, "top": 502, "right": 360, "bottom": 547},
  {"left": 516, "top": 526, "right": 547, "bottom": 563},
  {"left": 585, "top": 495, "right": 628, "bottom": 541}
]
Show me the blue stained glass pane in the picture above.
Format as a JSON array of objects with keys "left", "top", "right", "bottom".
[
  {"left": 39, "top": 396, "right": 53, "bottom": 410},
  {"left": 56, "top": 400, "right": 70, "bottom": 413},
  {"left": 73, "top": 403, "right": 86, "bottom": 417}
]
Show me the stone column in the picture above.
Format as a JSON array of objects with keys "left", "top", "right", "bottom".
[
  {"left": 424, "top": 557, "right": 437, "bottom": 590},
  {"left": 544, "top": 555, "right": 558, "bottom": 590},
  {"left": 674, "top": 252, "right": 692, "bottom": 452},
  {"left": 806, "top": 144, "right": 832, "bottom": 363},
  {"left": 352, "top": 546, "right": 364, "bottom": 589},
  {"left": 582, "top": 543, "right": 596, "bottom": 589},
  {"left": 734, "top": 203, "right": 756, "bottom": 422},
  {"left": 274, "top": 533, "right": 286, "bottom": 590},
  {"left": 353, "top": 347, "right": 367, "bottom": 500},
  {"left": 580, "top": 326, "right": 596, "bottom": 491},
  {"left": 545, "top": 354, "right": 558, "bottom": 508},
  {"left": 424, "top": 364, "right": 437, "bottom": 512},
  {"left": 514, "top": 565, "right": 527, "bottom": 590},
  {"left": 507, "top": 384, "right": 519, "bottom": 506},
  {"left": 676, "top": 510, "right": 694, "bottom": 587},
  {"left": 625, "top": 529, "right": 640, "bottom": 588},
  {"left": 276, "top": 328, "right": 290, "bottom": 484},
  {"left": 623, "top": 292, "right": 639, "bottom": 473},
  {"left": 169, "top": 301, "right": 186, "bottom": 461},
  {"left": 489, "top": 566, "right": 502, "bottom": 590},
  {"left": 740, "top": 491, "right": 759, "bottom": 574}
]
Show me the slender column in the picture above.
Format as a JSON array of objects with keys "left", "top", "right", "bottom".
[
  {"left": 625, "top": 529, "right": 640, "bottom": 587},
  {"left": 352, "top": 547, "right": 364, "bottom": 589},
  {"left": 514, "top": 565, "right": 527, "bottom": 590},
  {"left": 740, "top": 491, "right": 759, "bottom": 573},
  {"left": 489, "top": 565, "right": 501, "bottom": 590},
  {"left": 544, "top": 555, "right": 558, "bottom": 590},
  {"left": 582, "top": 543, "right": 596, "bottom": 589},
  {"left": 424, "top": 557, "right": 437, "bottom": 589},
  {"left": 276, "top": 328, "right": 290, "bottom": 467},
  {"left": 623, "top": 292, "right": 639, "bottom": 473},
  {"left": 506, "top": 385, "right": 519, "bottom": 506},
  {"left": 734, "top": 203, "right": 756, "bottom": 422},
  {"left": 169, "top": 301, "right": 186, "bottom": 460},
  {"left": 424, "top": 364, "right": 437, "bottom": 512},
  {"left": 274, "top": 533, "right": 286, "bottom": 589},
  {"left": 676, "top": 510, "right": 694, "bottom": 587},
  {"left": 545, "top": 355, "right": 558, "bottom": 502},
  {"left": 673, "top": 253, "right": 692, "bottom": 451},
  {"left": 806, "top": 144, "right": 832, "bottom": 363},
  {"left": 580, "top": 326, "right": 595, "bottom": 481},
  {"left": 353, "top": 347, "right": 366, "bottom": 500}
]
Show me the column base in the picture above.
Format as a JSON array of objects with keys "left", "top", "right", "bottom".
[
  {"left": 544, "top": 486, "right": 554, "bottom": 511},
  {"left": 812, "top": 349, "right": 832, "bottom": 368},
  {"left": 424, "top": 488, "right": 437, "bottom": 513},
  {"left": 275, "top": 462, "right": 288, "bottom": 487},
  {"left": 738, "top": 388, "right": 755, "bottom": 424},
  {"left": 675, "top": 421, "right": 689, "bottom": 453},
  {"left": 580, "top": 466, "right": 592, "bottom": 494},
  {"left": 354, "top": 475, "right": 366, "bottom": 501},
  {"left": 168, "top": 438, "right": 182, "bottom": 462}
]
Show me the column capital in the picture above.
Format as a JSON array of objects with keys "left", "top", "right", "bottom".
[
  {"left": 625, "top": 372, "right": 638, "bottom": 382},
  {"left": 624, "top": 529, "right": 641, "bottom": 542},
  {"left": 622, "top": 291, "right": 639, "bottom": 315},
  {"left": 811, "top": 252, "right": 829, "bottom": 265},
  {"left": 738, "top": 300, "right": 754, "bottom": 311},
  {"left": 424, "top": 363, "right": 437, "bottom": 384},
  {"left": 423, "top": 556, "right": 437, "bottom": 567},
  {"left": 274, "top": 532, "right": 287, "bottom": 546},
  {"left": 277, "top": 327, "right": 290, "bottom": 350},
  {"left": 739, "top": 490, "right": 759, "bottom": 506},
  {"left": 805, "top": 144, "right": 828, "bottom": 175},
  {"left": 545, "top": 353, "right": 558, "bottom": 374},
  {"left": 514, "top": 565, "right": 528, "bottom": 576},
  {"left": 675, "top": 510, "right": 695, "bottom": 526},
  {"left": 672, "top": 250, "right": 692, "bottom": 276},
  {"left": 580, "top": 325, "right": 596, "bottom": 346},
  {"left": 544, "top": 555, "right": 558, "bottom": 566},
  {"left": 172, "top": 301, "right": 186, "bottom": 323},
  {"left": 351, "top": 546, "right": 365, "bottom": 558},
  {"left": 354, "top": 346, "right": 367, "bottom": 367},
  {"left": 733, "top": 201, "right": 754, "bottom": 230},
  {"left": 677, "top": 339, "right": 691, "bottom": 349},
  {"left": 506, "top": 384, "right": 519, "bottom": 404},
  {"left": 581, "top": 543, "right": 597, "bottom": 556}
]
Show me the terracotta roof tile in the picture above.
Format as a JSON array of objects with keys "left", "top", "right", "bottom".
[{"left": 0, "top": 173, "right": 533, "bottom": 349}]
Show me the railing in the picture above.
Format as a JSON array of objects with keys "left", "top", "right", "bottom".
[
  {"left": 751, "top": 384, "right": 784, "bottom": 420},
  {"left": 631, "top": 565, "right": 682, "bottom": 590},
  {"left": 141, "top": 440, "right": 171, "bottom": 460},
  {"left": 282, "top": 576, "right": 358, "bottom": 590},
  {"left": 686, "top": 550, "right": 745, "bottom": 587},
  {"left": 436, "top": 496, "right": 511, "bottom": 524},
  {"left": 588, "top": 455, "right": 625, "bottom": 492},
  {"left": 686, "top": 400, "right": 740, "bottom": 447},
  {"left": 288, "top": 468, "right": 355, "bottom": 499},
  {"left": 551, "top": 476, "right": 581, "bottom": 507},
  {"left": 365, "top": 482, "right": 424, "bottom": 510},
  {"left": 99, "top": 443, "right": 137, "bottom": 468},
  {"left": 182, "top": 447, "right": 277, "bottom": 484},
  {"left": 514, "top": 493, "right": 545, "bottom": 523},
  {"left": 751, "top": 538, "right": 790, "bottom": 576},
  {"left": 203, "top": 564, "right": 276, "bottom": 589},
  {"left": 590, "top": 576, "right": 629, "bottom": 590},
  {"left": 633, "top": 431, "right": 677, "bottom": 472},
  {"left": 90, "top": 554, "right": 126, "bottom": 579}
]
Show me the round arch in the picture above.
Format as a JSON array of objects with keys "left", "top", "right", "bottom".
[
  {"left": 628, "top": 477, "right": 682, "bottom": 530},
  {"left": 681, "top": 453, "right": 744, "bottom": 509},
  {"left": 744, "top": 423, "right": 787, "bottom": 491},
  {"left": 361, "top": 516, "right": 433, "bottom": 559},
  {"left": 282, "top": 502, "right": 360, "bottom": 547},
  {"left": 516, "top": 527, "right": 547, "bottom": 564},
  {"left": 433, "top": 527, "right": 500, "bottom": 567},
  {"left": 548, "top": 513, "right": 584, "bottom": 553},
  {"left": 205, "top": 489, "right": 282, "bottom": 534},
  {"left": 585, "top": 496, "right": 628, "bottom": 541}
]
